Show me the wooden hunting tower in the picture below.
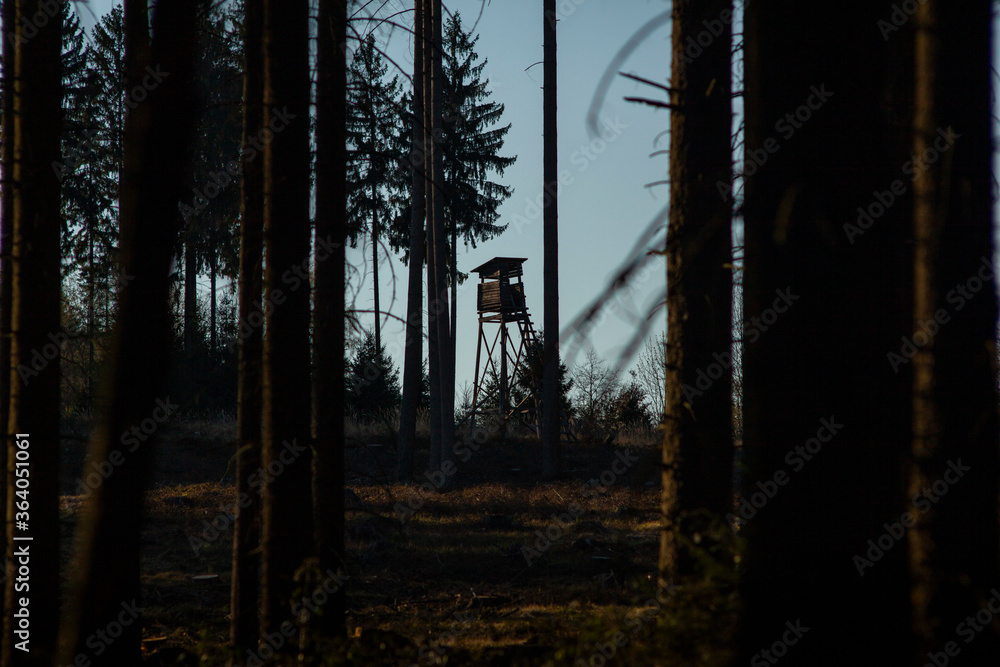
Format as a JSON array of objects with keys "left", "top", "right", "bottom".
[{"left": 468, "top": 257, "right": 539, "bottom": 435}]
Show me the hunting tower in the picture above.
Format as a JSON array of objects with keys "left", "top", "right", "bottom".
[{"left": 468, "top": 257, "right": 538, "bottom": 435}]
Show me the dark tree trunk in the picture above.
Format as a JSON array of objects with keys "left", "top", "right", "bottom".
[
  {"left": 450, "top": 222, "right": 456, "bottom": 354},
  {"left": 425, "top": 0, "right": 441, "bottom": 473},
  {"left": 372, "top": 210, "right": 380, "bottom": 353},
  {"left": 209, "top": 254, "right": 217, "bottom": 355},
  {"left": 260, "top": 0, "right": 314, "bottom": 643},
  {"left": 541, "top": 0, "right": 559, "bottom": 478},
  {"left": 313, "top": 0, "right": 348, "bottom": 636},
  {"left": 739, "top": 2, "right": 913, "bottom": 662},
  {"left": 397, "top": 0, "right": 426, "bottom": 481},
  {"left": 910, "top": 0, "right": 999, "bottom": 661},
  {"left": 428, "top": 0, "right": 455, "bottom": 482},
  {"left": 230, "top": 0, "right": 264, "bottom": 656},
  {"left": 56, "top": 1, "right": 201, "bottom": 663},
  {"left": 4, "top": 2, "right": 62, "bottom": 663},
  {"left": 659, "top": 0, "right": 733, "bottom": 578},
  {"left": 0, "top": 0, "right": 17, "bottom": 632},
  {"left": 184, "top": 236, "right": 196, "bottom": 354}
]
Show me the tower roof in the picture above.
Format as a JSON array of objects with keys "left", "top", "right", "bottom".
[{"left": 471, "top": 257, "right": 527, "bottom": 278}]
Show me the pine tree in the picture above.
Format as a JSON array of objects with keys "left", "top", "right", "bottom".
[
  {"left": 514, "top": 337, "right": 573, "bottom": 432},
  {"left": 60, "top": 3, "right": 119, "bottom": 407},
  {"left": 182, "top": 0, "right": 243, "bottom": 356},
  {"left": 346, "top": 33, "right": 402, "bottom": 353},
  {"left": 346, "top": 332, "right": 401, "bottom": 414},
  {"left": 441, "top": 12, "right": 515, "bottom": 334},
  {"left": 427, "top": 0, "right": 456, "bottom": 482},
  {"left": 395, "top": 0, "right": 426, "bottom": 481}
]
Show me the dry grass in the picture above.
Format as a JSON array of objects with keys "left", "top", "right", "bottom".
[{"left": 57, "top": 417, "right": 738, "bottom": 666}]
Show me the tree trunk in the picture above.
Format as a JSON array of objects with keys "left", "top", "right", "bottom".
[
  {"left": 88, "top": 210, "right": 95, "bottom": 401},
  {"left": 4, "top": 2, "right": 62, "bottom": 663},
  {"left": 230, "top": 0, "right": 264, "bottom": 656},
  {"left": 0, "top": 0, "right": 17, "bottom": 626},
  {"left": 428, "top": 0, "right": 455, "bottom": 482},
  {"left": 397, "top": 0, "right": 427, "bottom": 481},
  {"left": 56, "top": 1, "right": 200, "bottom": 662},
  {"left": 910, "top": 0, "right": 999, "bottom": 660},
  {"left": 372, "top": 201, "right": 380, "bottom": 352},
  {"left": 739, "top": 2, "right": 913, "bottom": 662},
  {"left": 541, "top": 0, "right": 559, "bottom": 478},
  {"left": 184, "top": 235, "right": 196, "bottom": 354},
  {"left": 313, "top": 0, "right": 348, "bottom": 637},
  {"left": 209, "top": 254, "right": 217, "bottom": 355},
  {"left": 450, "top": 222, "right": 456, "bottom": 354},
  {"left": 425, "top": 0, "right": 441, "bottom": 473},
  {"left": 260, "top": 0, "right": 314, "bottom": 643},
  {"left": 659, "top": 0, "right": 733, "bottom": 579}
]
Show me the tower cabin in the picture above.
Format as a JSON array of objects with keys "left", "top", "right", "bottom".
[{"left": 469, "top": 257, "right": 537, "bottom": 435}]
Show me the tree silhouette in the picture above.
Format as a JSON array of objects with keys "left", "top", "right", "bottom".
[
  {"left": 259, "top": 0, "right": 314, "bottom": 645},
  {"left": 739, "top": 2, "right": 913, "bottom": 661},
  {"left": 346, "top": 33, "right": 403, "bottom": 353},
  {"left": 5, "top": 0, "right": 63, "bottom": 661},
  {"left": 909, "top": 0, "right": 999, "bottom": 659},
  {"left": 57, "top": 0, "right": 203, "bottom": 661}
]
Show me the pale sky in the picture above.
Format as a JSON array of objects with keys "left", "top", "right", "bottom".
[
  {"left": 75, "top": 0, "right": 677, "bottom": 391},
  {"left": 71, "top": 2, "right": 1000, "bottom": 398}
]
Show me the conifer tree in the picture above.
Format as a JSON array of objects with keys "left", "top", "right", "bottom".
[{"left": 346, "top": 33, "right": 402, "bottom": 353}]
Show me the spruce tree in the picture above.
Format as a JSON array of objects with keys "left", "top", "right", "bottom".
[
  {"left": 441, "top": 13, "right": 515, "bottom": 330},
  {"left": 346, "top": 33, "right": 403, "bottom": 353}
]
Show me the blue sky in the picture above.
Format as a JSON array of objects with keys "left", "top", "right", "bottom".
[
  {"left": 79, "top": 2, "right": 1000, "bottom": 397},
  {"left": 355, "top": 0, "right": 675, "bottom": 390},
  {"left": 76, "top": 0, "right": 677, "bottom": 390}
]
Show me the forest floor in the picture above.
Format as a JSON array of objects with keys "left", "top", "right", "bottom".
[{"left": 57, "top": 416, "right": 740, "bottom": 666}]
